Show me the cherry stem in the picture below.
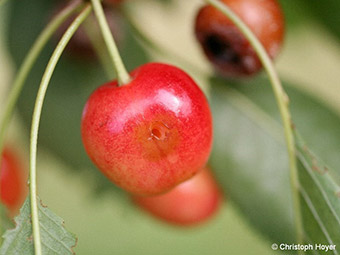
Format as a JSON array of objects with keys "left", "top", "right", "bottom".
[
  {"left": 90, "top": 0, "right": 130, "bottom": 85},
  {"left": 0, "top": 0, "right": 83, "bottom": 154},
  {"left": 28, "top": 4, "right": 91, "bottom": 255},
  {"left": 0, "top": 0, "right": 83, "bottom": 238},
  {"left": 204, "top": 0, "right": 303, "bottom": 247},
  {"left": 83, "top": 15, "right": 116, "bottom": 79}
]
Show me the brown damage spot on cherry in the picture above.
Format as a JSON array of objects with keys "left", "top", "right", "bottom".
[
  {"left": 135, "top": 117, "right": 180, "bottom": 162},
  {"left": 150, "top": 122, "right": 170, "bottom": 141},
  {"left": 151, "top": 128, "right": 162, "bottom": 140}
]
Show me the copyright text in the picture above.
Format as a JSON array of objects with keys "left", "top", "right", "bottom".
[{"left": 271, "top": 243, "right": 336, "bottom": 252}]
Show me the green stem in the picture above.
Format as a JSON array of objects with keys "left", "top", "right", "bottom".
[
  {"left": 0, "top": 0, "right": 83, "bottom": 154},
  {"left": 29, "top": 5, "right": 92, "bottom": 255},
  {"left": 204, "top": 0, "right": 303, "bottom": 246},
  {"left": 0, "top": 0, "right": 83, "bottom": 242},
  {"left": 90, "top": 0, "right": 130, "bottom": 85}
]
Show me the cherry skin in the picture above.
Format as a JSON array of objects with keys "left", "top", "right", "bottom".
[
  {"left": 132, "top": 167, "right": 222, "bottom": 226},
  {"left": 195, "top": 0, "right": 284, "bottom": 77},
  {"left": 1, "top": 147, "right": 27, "bottom": 216},
  {"left": 81, "top": 63, "right": 213, "bottom": 195}
]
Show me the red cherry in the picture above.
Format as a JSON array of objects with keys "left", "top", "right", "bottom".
[
  {"left": 133, "top": 167, "right": 222, "bottom": 226},
  {"left": 81, "top": 63, "right": 213, "bottom": 195},
  {"left": 1, "top": 147, "right": 27, "bottom": 216},
  {"left": 195, "top": 0, "right": 284, "bottom": 77}
]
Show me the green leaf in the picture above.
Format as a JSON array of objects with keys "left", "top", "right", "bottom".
[
  {"left": 227, "top": 76, "right": 340, "bottom": 178},
  {"left": 0, "top": 205, "right": 14, "bottom": 234},
  {"left": 277, "top": 0, "right": 312, "bottom": 27},
  {"left": 210, "top": 78, "right": 294, "bottom": 243},
  {"left": 0, "top": 197, "right": 77, "bottom": 255},
  {"left": 298, "top": 0, "right": 340, "bottom": 41},
  {"left": 209, "top": 75, "right": 340, "bottom": 244},
  {"left": 296, "top": 134, "right": 340, "bottom": 250}
]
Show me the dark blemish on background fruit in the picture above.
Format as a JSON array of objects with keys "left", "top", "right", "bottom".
[
  {"left": 204, "top": 34, "right": 241, "bottom": 66},
  {"left": 194, "top": 0, "right": 284, "bottom": 77}
]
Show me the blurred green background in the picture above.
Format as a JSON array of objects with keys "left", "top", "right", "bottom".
[{"left": 1, "top": 0, "right": 340, "bottom": 254}]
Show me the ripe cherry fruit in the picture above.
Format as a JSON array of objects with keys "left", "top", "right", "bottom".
[
  {"left": 195, "top": 0, "right": 284, "bottom": 77},
  {"left": 1, "top": 147, "right": 27, "bottom": 216},
  {"left": 133, "top": 167, "right": 222, "bottom": 226},
  {"left": 81, "top": 63, "right": 213, "bottom": 195}
]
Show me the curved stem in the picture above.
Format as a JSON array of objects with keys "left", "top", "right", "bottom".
[
  {"left": 204, "top": 0, "right": 303, "bottom": 246},
  {"left": 90, "top": 0, "right": 130, "bottom": 85},
  {"left": 0, "top": 0, "right": 83, "bottom": 241},
  {"left": 0, "top": 0, "right": 83, "bottom": 154},
  {"left": 29, "top": 5, "right": 92, "bottom": 255}
]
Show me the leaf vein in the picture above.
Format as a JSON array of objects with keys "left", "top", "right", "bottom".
[
  {"left": 300, "top": 186, "right": 338, "bottom": 255},
  {"left": 39, "top": 223, "right": 72, "bottom": 253},
  {"left": 298, "top": 151, "right": 340, "bottom": 228}
]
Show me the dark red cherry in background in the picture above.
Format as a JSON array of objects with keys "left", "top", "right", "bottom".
[
  {"left": 104, "top": 0, "right": 124, "bottom": 6},
  {"left": 1, "top": 147, "right": 27, "bottom": 216},
  {"left": 133, "top": 167, "right": 222, "bottom": 226},
  {"left": 195, "top": 0, "right": 284, "bottom": 77},
  {"left": 81, "top": 63, "right": 213, "bottom": 195}
]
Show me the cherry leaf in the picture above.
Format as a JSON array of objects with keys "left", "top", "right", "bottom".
[
  {"left": 296, "top": 134, "right": 340, "bottom": 250},
  {"left": 0, "top": 197, "right": 76, "bottom": 255},
  {"left": 210, "top": 75, "right": 340, "bottom": 247}
]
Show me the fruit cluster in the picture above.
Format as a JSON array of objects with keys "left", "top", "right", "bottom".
[
  {"left": 79, "top": 0, "right": 284, "bottom": 225},
  {"left": 0, "top": 0, "right": 285, "bottom": 227}
]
